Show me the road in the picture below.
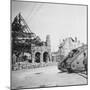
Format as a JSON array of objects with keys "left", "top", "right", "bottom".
[{"left": 11, "top": 65, "right": 87, "bottom": 89}]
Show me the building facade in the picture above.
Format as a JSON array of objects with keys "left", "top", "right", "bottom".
[
  {"left": 12, "top": 13, "right": 52, "bottom": 68},
  {"left": 31, "top": 35, "right": 52, "bottom": 64},
  {"left": 59, "top": 37, "right": 84, "bottom": 57}
]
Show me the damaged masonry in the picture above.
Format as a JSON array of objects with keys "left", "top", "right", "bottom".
[
  {"left": 11, "top": 2, "right": 88, "bottom": 89},
  {"left": 12, "top": 13, "right": 87, "bottom": 72},
  {"left": 12, "top": 13, "right": 53, "bottom": 70}
]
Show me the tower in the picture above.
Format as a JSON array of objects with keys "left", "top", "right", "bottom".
[
  {"left": 46, "top": 35, "right": 52, "bottom": 62},
  {"left": 46, "top": 35, "right": 51, "bottom": 48}
]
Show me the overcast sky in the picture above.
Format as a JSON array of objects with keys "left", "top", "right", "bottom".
[{"left": 12, "top": 1, "right": 87, "bottom": 52}]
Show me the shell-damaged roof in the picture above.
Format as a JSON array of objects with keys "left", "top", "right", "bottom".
[{"left": 12, "top": 13, "right": 45, "bottom": 46}]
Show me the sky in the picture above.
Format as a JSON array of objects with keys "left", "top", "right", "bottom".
[{"left": 12, "top": 0, "right": 87, "bottom": 52}]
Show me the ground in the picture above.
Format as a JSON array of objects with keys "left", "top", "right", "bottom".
[{"left": 11, "top": 65, "right": 87, "bottom": 89}]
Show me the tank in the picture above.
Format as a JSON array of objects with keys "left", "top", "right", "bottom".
[{"left": 58, "top": 45, "right": 88, "bottom": 73}]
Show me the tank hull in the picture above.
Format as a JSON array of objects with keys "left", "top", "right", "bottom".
[{"left": 58, "top": 45, "right": 88, "bottom": 73}]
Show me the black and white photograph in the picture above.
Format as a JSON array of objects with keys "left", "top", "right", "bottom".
[{"left": 11, "top": 0, "right": 88, "bottom": 89}]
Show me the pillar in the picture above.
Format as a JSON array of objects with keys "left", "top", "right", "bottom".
[
  {"left": 32, "top": 53, "right": 35, "bottom": 64},
  {"left": 40, "top": 52, "right": 43, "bottom": 64}
]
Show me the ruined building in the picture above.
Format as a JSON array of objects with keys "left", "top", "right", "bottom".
[
  {"left": 31, "top": 35, "right": 52, "bottom": 64},
  {"left": 59, "top": 37, "right": 84, "bottom": 57},
  {"left": 51, "top": 37, "right": 85, "bottom": 63},
  {"left": 12, "top": 13, "right": 52, "bottom": 66}
]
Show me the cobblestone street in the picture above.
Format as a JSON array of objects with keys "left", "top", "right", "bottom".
[{"left": 11, "top": 65, "right": 87, "bottom": 89}]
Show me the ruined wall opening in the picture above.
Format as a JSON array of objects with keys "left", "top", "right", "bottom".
[
  {"left": 35, "top": 52, "right": 41, "bottom": 63},
  {"left": 43, "top": 52, "right": 49, "bottom": 63}
]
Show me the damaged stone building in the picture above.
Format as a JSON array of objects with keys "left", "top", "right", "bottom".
[
  {"left": 31, "top": 35, "right": 52, "bottom": 64},
  {"left": 59, "top": 37, "right": 84, "bottom": 57},
  {"left": 12, "top": 13, "right": 52, "bottom": 68},
  {"left": 51, "top": 37, "right": 85, "bottom": 62}
]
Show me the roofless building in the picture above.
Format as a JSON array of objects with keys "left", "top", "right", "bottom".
[{"left": 12, "top": 13, "right": 52, "bottom": 66}]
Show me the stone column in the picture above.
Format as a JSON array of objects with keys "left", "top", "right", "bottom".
[
  {"left": 48, "top": 52, "right": 52, "bottom": 62},
  {"left": 40, "top": 52, "right": 43, "bottom": 64},
  {"left": 32, "top": 53, "right": 35, "bottom": 64}
]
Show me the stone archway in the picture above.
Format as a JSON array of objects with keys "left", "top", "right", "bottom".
[
  {"left": 35, "top": 52, "right": 41, "bottom": 63},
  {"left": 43, "top": 52, "right": 49, "bottom": 63}
]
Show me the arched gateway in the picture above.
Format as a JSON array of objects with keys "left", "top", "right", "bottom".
[
  {"left": 35, "top": 52, "right": 40, "bottom": 63},
  {"left": 43, "top": 52, "right": 49, "bottom": 62},
  {"left": 31, "top": 35, "right": 51, "bottom": 64}
]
